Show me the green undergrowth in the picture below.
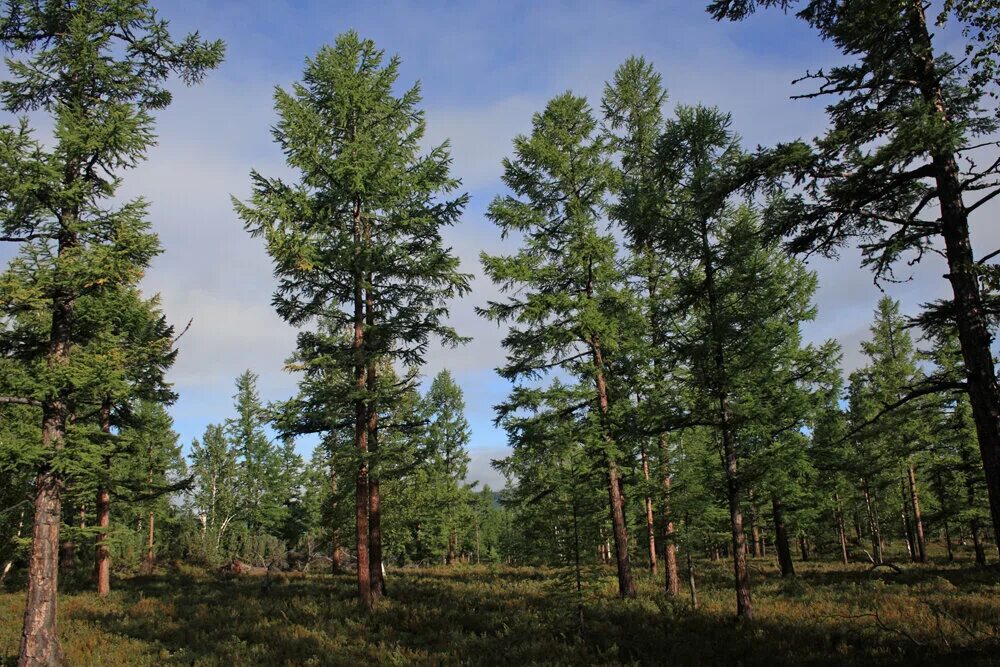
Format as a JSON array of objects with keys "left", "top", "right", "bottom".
[{"left": 1, "top": 556, "right": 999, "bottom": 665}]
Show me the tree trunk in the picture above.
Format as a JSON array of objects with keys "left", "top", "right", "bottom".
[
  {"left": 908, "top": 0, "right": 1000, "bottom": 547},
  {"left": 365, "top": 278, "right": 385, "bottom": 599},
  {"left": 798, "top": 534, "right": 809, "bottom": 562},
  {"left": 908, "top": 464, "right": 927, "bottom": 563},
  {"left": 971, "top": 522, "right": 987, "bottom": 566},
  {"left": 722, "top": 417, "right": 751, "bottom": 618},
  {"left": 772, "top": 495, "right": 795, "bottom": 577},
  {"left": 352, "top": 197, "right": 371, "bottom": 609},
  {"left": 835, "top": 494, "right": 849, "bottom": 565},
  {"left": 95, "top": 398, "right": 111, "bottom": 596},
  {"left": 687, "top": 553, "right": 698, "bottom": 610},
  {"left": 20, "top": 401, "right": 70, "bottom": 666},
  {"left": 331, "top": 530, "right": 342, "bottom": 575},
  {"left": 592, "top": 342, "right": 635, "bottom": 598},
  {"left": 640, "top": 447, "right": 657, "bottom": 574},
  {"left": 657, "top": 435, "right": 679, "bottom": 597},
  {"left": 862, "top": 478, "right": 883, "bottom": 564},
  {"left": 20, "top": 470, "right": 64, "bottom": 666}
]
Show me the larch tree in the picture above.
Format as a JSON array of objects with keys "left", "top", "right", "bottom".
[
  {"left": 651, "top": 102, "right": 826, "bottom": 618},
  {"left": 235, "top": 31, "right": 469, "bottom": 608},
  {"left": 0, "top": 2, "right": 222, "bottom": 662},
  {"left": 423, "top": 369, "right": 472, "bottom": 565},
  {"left": 225, "top": 371, "right": 288, "bottom": 536},
  {"left": 480, "top": 92, "right": 638, "bottom": 598},
  {"left": 710, "top": 0, "right": 1000, "bottom": 545},
  {"left": 601, "top": 56, "right": 681, "bottom": 595}
]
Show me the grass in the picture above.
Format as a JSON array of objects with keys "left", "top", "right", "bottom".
[{"left": 1, "top": 555, "right": 999, "bottom": 665}]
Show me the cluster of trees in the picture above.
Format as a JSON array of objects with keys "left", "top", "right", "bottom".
[
  {"left": 1, "top": 0, "right": 1000, "bottom": 664},
  {"left": 482, "top": 0, "right": 1000, "bottom": 622}
]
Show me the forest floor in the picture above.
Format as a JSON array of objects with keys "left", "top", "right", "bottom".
[{"left": 1, "top": 553, "right": 999, "bottom": 666}]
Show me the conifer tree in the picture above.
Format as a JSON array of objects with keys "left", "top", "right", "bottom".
[
  {"left": 710, "top": 0, "right": 1000, "bottom": 545},
  {"left": 236, "top": 32, "right": 469, "bottom": 607},
  {"left": 0, "top": 2, "right": 222, "bottom": 661},
  {"left": 480, "top": 92, "right": 638, "bottom": 598},
  {"left": 423, "top": 370, "right": 472, "bottom": 564},
  {"left": 601, "top": 56, "right": 681, "bottom": 595}
]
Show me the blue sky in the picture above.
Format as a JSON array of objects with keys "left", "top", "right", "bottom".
[{"left": 6, "top": 1, "right": 993, "bottom": 487}]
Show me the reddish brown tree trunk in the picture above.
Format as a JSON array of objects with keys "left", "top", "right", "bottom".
[
  {"left": 366, "top": 303, "right": 384, "bottom": 599},
  {"left": 640, "top": 447, "right": 657, "bottom": 574},
  {"left": 352, "top": 198, "right": 371, "bottom": 610},
  {"left": 20, "top": 469, "right": 64, "bottom": 667},
  {"left": 20, "top": 289, "right": 73, "bottom": 667},
  {"left": 96, "top": 398, "right": 111, "bottom": 596},
  {"left": 593, "top": 346, "right": 635, "bottom": 599}
]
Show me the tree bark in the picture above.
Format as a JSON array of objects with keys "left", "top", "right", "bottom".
[
  {"left": 352, "top": 197, "right": 371, "bottom": 609},
  {"left": 862, "top": 478, "right": 883, "bottom": 564},
  {"left": 20, "top": 285, "right": 73, "bottom": 667},
  {"left": 908, "top": 464, "right": 927, "bottom": 563},
  {"left": 593, "top": 350, "right": 635, "bottom": 599},
  {"left": 908, "top": 0, "right": 1000, "bottom": 547},
  {"left": 95, "top": 398, "right": 111, "bottom": 596},
  {"left": 367, "top": 370, "right": 384, "bottom": 598},
  {"left": 687, "top": 553, "right": 698, "bottom": 610},
  {"left": 640, "top": 447, "right": 657, "bottom": 574},
  {"left": 835, "top": 493, "right": 849, "bottom": 565},
  {"left": 772, "top": 495, "right": 795, "bottom": 577},
  {"left": 19, "top": 469, "right": 64, "bottom": 667},
  {"left": 657, "top": 435, "right": 679, "bottom": 597}
]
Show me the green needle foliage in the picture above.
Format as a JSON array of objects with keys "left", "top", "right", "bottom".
[
  {"left": 0, "top": 1, "right": 222, "bottom": 661},
  {"left": 236, "top": 31, "right": 470, "bottom": 607},
  {"left": 481, "top": 91, "right": 640, "bottom": 599},
  {"left": 709, "top": 0, "right": 1000, "bottom": 548}
]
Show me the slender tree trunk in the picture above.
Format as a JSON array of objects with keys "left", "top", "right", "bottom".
[
  {"left": 352, "top": 198, "right": 371, "bottom": 609},
  {"left": 772, "top": 495, "right": 795, "bottom": 577},
  {"left": 862, "top": 478, "right": 883, "bottom": 564},
  {"left": 640, "top": 447, "right": 657, "bottom": 574},
  {"left": 657, "top": 435, "right": 679, "bottom": 597},
  {"left": 591, "top": 342, "right": 635, "bottom": 598},
  {"left": 687, "top": 553, "right": 698, "bottom": 610},
  {"left": 934, "top": 471, "right": 954, "bottom": 562},
  {"left": 143, "top": 510, "right": 154, "bottom": 574},
  {"left": 798, "top": 535, "right": 810, "bottom": 562},
  {"left": 95, "top": 398, "right": 111, "bottom": 596},
  {"left": 835, "top": 494, "right": 849, "bottom": 565},
  {"left": 901, "top": 474, "right": 916, "bottom": 562},
  {"left": 943, "top": 520, "right": 954, "bottom": 563},
  {"left": 366, "top": 340, "right": 384, "bottom": 598},
  {"left": 722, "top": 416, "right": 751, "bottom": 617},
  {"left": 908, "top": 464, "right": 927, "bottom": 563},
  {"left": 907, "top": 1, "right": 1000, "bottom": 547},
  {"left": 700, "top": 215, "right": 751, "bottom": 619},
  {"left": 748, "top": 491, "right": 762, "bottom": 559},
  {"left": 331, "top": 530, "right": 342, "bottom": 575}
]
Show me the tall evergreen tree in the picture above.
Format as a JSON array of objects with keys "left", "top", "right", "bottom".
[
  {"left": 423, "top": 370, "right": 472, "bottom": 564},
  {"left": 601, "top": 56, "right": 681, "bottom": 596},
  {"left": 710, "top": 0, "right": 1000, "bottom": 546},
  {"left": 0, "top": 2, "right": 222, "bottom": 661},
  {"left": 236, "top": 31, "right": 469, "bottom": 607},
  {"left": 480, "top": 92, "right": 638, "bottom": 598}
]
